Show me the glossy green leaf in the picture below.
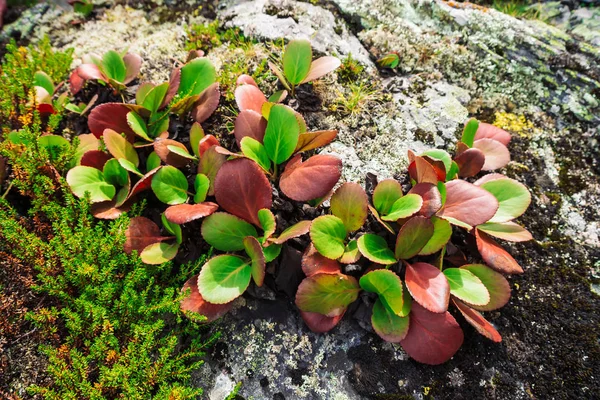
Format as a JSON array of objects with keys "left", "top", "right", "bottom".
[
  {"left": 422, "top": 149, "right": 452, "bottom": 173},
  {"left": 103, "top": 129, "right": 139, "bottom": 167},
  {"left": 194, "top": 173, "right": 210, "bottom": 204},
  {"left": 178, "top": 58, "right": 217, "bottom": 97},
  {"left": 102, "top": 158, "right": 128, "bottom": 187},
  {"left": 167, "top": 145, "right": 196, "bottom": 160},
  {"left": 418, "top": 217, "right": 452, "bottom": 255},
  {"left": 127, "top": 112, "right": 151, "bottom": 142},
  {"left": 101, "top": 50, "right": 127, "bottom": 82},
  {"left": 38, "top": 135, "right": 69, "bottom": 151},
  {"left": 309, "top": 215, "right": 347, "bottom": 260},
  {"left": 394, "top": 216, "right": 434, "bottom": 260},
  {"left": 480, "top": 178, "right": 531, "bottom": 223},
  {"left": 161, "top": 213, "right": 182, "bottom": 244},
  {"left": 118, "top": 158, "right": 143, "bottom": 177},
  {"left": 437, "top": 181, "right": 447, "bottom": 206},
  {"left": 338, "top": 239, "right": 360, "bottom": 264},
  {"left": 151, "top": 165, "right": 188, "bottom": 205},
  {"left": 330, "top": 183, "right": 368, "bottom": 232},
  {"left": 34, "top": 71, "right": 54, "bottom": 94},
  {"left": 360, "top": 269, "right": 406, "bottom": 316},
  {"left": 197, "top": 255, "right": 251, "bottom": 304},
  {"left": 443, "top": 268, "right": 490, "bottom": 306},
  {"left": 295, "top": 273, "right": 360, "bottom": 316},
  {"left": 140, "top": 242, "right": 179, "bottom": 265},
  {"left": 377, "top": 53, "right": 400, "bottom": 68},
  {"left": 190, "top": 122, "right": 204, "bottom": 158},
  {"left": 142, "top": 82, "right": 169, "bottom": 113},
  {"left": 201, "top": 212, "right": 258, "bottom": 251},
  {"left": 381, "top": 194, "right": 423, "bottom": 221},
  {"left": 371, "top": 298, "right": 410, "bottom": 342},
  {"left": 263, "top": 243, "right": 282, "bottom": 263},
  {"left": 477, "top": 221, "right": 533, "bottom": 242},
  {"left": 446, "top": 161, "right": 459, "bottom": 181},
  {"left": 146, "top": 151, "right": 161, "bottom": 172},
  {"left": 66, "top": 166, "right": 115, "bottom": 203},
  {"left": 461, "top": 118, "right": 479, "bottom": 148},
  {"left": 357, "top": 234, "right": 396, "bottom": 265},
  {"left": 240, "top": 136, "right": 271, "bottom": 171},
  {"left": 283, "top": 39, "right": 312, "bottom": 85},
  {"left": 460, "top": 264, "right": 511, "bottom": 311},
  {"left": 263, "top": 104, "right": 299, "bottom": 164},
  {"left": 244, "top": 236, "right": 265, "bottom": 286},
  {"left": 372, "top": 179, "right": 403, "bottom": 216},
  {"left": 258, "top": 208, "right": 276, "bottom": 241}
]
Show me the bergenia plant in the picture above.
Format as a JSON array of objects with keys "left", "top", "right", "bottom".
[
  {"left": 377, "top": 52, "right": 400, "bottom": 69},
  {"left": 68, "top": 0, "right": 94, "bottom": 17},
  {"left": 33, "top": 71, "right": 68, "bottom": 115},
  {"left": 269, "top": 39, "right": 341, "bottom": 95},
  {"left": 69, "top": 49, "right": 142, "bottom": 94}
]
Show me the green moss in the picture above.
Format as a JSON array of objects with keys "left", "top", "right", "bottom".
[{"left": 337, "top": 53, "right": 364, "bottom": 84}]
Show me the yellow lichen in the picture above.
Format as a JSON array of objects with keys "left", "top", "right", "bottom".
[{"left": 493, "top": 112, "right": 534, "bottom": 137}]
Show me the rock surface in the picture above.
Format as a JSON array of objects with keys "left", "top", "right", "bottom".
[{"left": 7, "top": 0, "right": 600, "bottom": 398}]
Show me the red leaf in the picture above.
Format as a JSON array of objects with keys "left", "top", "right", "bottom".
[
  {"left": 408, "top": 183, "right": 442, "bottom": 217},
  {"left": 405, "top": 262, "right": 450, "bottom": 313},
  {"left": 126, "top": 167, "right": 161, "bottom": 202},
  {"left": 198, "top": 146, "right": 226, "bottom": 196},
  {"left": 421, "top": 156, "right": 447, "bottom": 181},
  {"left": 91, "top": 200, "right": 130, "bottom": 220},
  {"left": 161, "top": 67, "right": 181, "bottom": 109},
  {"left": 214, "top": 158, "right": 272, "bottom": 226},
  {"left": 279, "top": 154, "right": 342, "bottom": 202},
  {"left": 400, "top": 302, "right": 464, "bottom": 365},
  {"left": 235, "top": 83, "right": 267, "bottom": 113},
  {"left": 80, "top": 150, "right": 111, "bottom": 170},
  {"left": 453, "top": 299, "right": 502, "bottom": 342},
  {"left": 180, "top": 274, "right": 233, "bottom": 322},
  {"left": 454, "top": 148, "right": 485, "bottom": 178},
  {"left": 271, "top": 220, "right": 312, "bottom": 245},
  {"left": 198, "top": 135, "right": 220, "bottom": 157},
  {"left": 475, "top": 229, "right": 524, "bottom": 274},
  {"left": 408, "top": 156, "right": 438, "bottom": 184},
  {"left": 191, "top": 82, "right": 220, "bottom": 123},
  {"left": 123, "top": 53, "right": 142, "bottom": 84},
  {"left": 69, "top": 70, "right": 85, "bottom": 94},
  {"left": 395, "top": 216, "right": 435, "bottom": 259},
  {"left": 436, "top": 180, "right": 499, "bottom": 228},
  {"left": 153, "top": 139, "right": 190, "bottom": 168},
  {"left": 77, "top": 63, "right": 105, "bottom": 81},
  {"left": 124, "top": 216, "right": 172, "bottom": 254},
  {"left": 88, "top": 103, "right": 135, "bottom": 140},
  {"left": 473, "top": 139, "right": 511, "bottom": 171},
  {"left": 294, "top": 130, "right": 338, "bottom": 153},
  {"left": 301, "top": 244, "right": 341, "bottom": 277},
  {"left": 234, "top": 110, "right": 267, "bottom": 146},
  {"left": 300, "top": 310, "right": 345, "bottom": 333},
  {"left": 474, "top": 123, "right": 511, "bottom": 145},
  {"left": 301, "top": 56, "right": 342, "bottom": 84},
  {"left": 164, "top": 202, "right": 219, "bottom": 224},
  {"left": 236, "top": 74, "right": 258, "bottom": 87}
]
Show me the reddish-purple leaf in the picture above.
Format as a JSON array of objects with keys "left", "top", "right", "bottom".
[
  {"left": 300, "top": 56, "right": 341, "bottom": 84},
  {"left": 408, "top": 156, "right": 439, "bottom": 184},
  {"left": 408, "top": 183, "right": 442, "bottom": 217},
  {"left": 475, "top": 229, "right": 524, "bottom": 274},
  {"left": 123, "top": 53, "right": 142, "bottom": 84},
  {"left": 454, "top": 148, "right": 485, "bottom": 177},
  {"left": 164, "top": 202, "right": 219, "bottom": 224},
  {"left": 300, "top": 310, "right": 345, "bottom": 333},
  {"left": 235, "top": 83, "right": 267, "bottom": 113},
  {"left": 69, "top": 70, "right": 85, "bottom": 94},
  {"left": 198, "top": 135, "right": 220, "bottom": 157},
  {"left": 91, "top": 200, "right": 129, "bottom": 220},
  {"left": 279, "top": 154, "right": 342, "bottom": 202},
  {"left": 453, "top": 299, "right": 502, "bottom": 342},
  {"left": 80, "top": 150, "right": 111, "bottom": 170},
  {"left": 126, "top": 167, "right": 161, "bottom": 202},
  {"left": 436, "top": 180, "right": 499, "bottom": 228},
  {"left": 244, "top": 236, "right": 266, "bottom": 286},
  {"left": 474, "top": 123, "right": 511, "bottom": 146},
  {"left": 473, "top": 139, "right": 510, "bottom": 171},
  {"left": 198, "top": 146, "right": 226, "bottom": 196},
  {"left": 191, "top": 82, "right": 220, "bottom": 123},
  {"left": 301, "top": 244, "right": 342, "bottom": 277},
  {"left": 421, "top": 156, "right": 447, "bottom": 182},
  {"left": 236, "top": 74, "right": 258, "bottom": 87},
  {"left": 234, "top": 110, "right": 267, "bottom": 146},
  {"left": 77, "top": 63, "right": 106, "bottom": 81},
  {"left": 214, "top": 158, "right": 272, "bottom": 226},
  {"left": 270, "top": 220, "right": 312, "bottom": 245},
  {"left": 124, "top": 216, "right": 173, "bottom": 254},
  {"left": 405, "top": 262, "right": 450, "bottom": 313},
  {"left": 153, "top": 139, "right": 191, "bottom": 168},
  {"left": 180, "top": 274, "right": 233, "bottom": 322},
  {"left": 400, "top": 302, "right": 464, "bottom": 365},
  {"left": 395, "top": 216, "right": 434, "bottom": 260},
  {"left": 294, "top": 130, "right": 338, "bottom": 153},
  {"left": 88, "top": 103, "right": 135, "bottom": 141},
  {"left": 161, "top": 67, "right": 181, "bottom": 109}
]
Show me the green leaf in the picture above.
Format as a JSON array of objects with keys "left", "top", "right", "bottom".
[
  {"left": 127, "top": 112, "right": 152, "bottom": 142},
  {"left": 371, "top": 298, "right": 409, "bottom": 342},
  {"left": 360, "top": 269, "right": 406, "bottom": 316},
  {"left": 38, "top": 135, "right": 69, "bottom": 151},
  {"left": 146, "top": 151, "right": 161, "bottom": 172},
  {"left": 480, "top": 178, "right": 531, "bottom": 223},
  {"left": 418, "top": 216, "right": 452, "bottom": 255},
  {"left": 263, "top": 104, "right": 299, "bottom": 164},
  {"left": 309, "top": 215, "right": 347, "bottom": 260},
  {"left": 241, "top": 137, "right": 271, "bottom": 172},
  {"left": 373, "top": 179, "right": 403, "bottom": 216},
  {"left": 443, "top": 268, "right": 490, "bottom": 306},
  {"left": 283, "top": 39, "right": 312, "bottom": 85},
  {"left": 103, "top": 129, "right": 139, "bottom": 167},
  {"left": 377, "top": 53, "right": 400, "bottom": 68},
  {"left": 339, "top": 239, "right": 360, "bottom": 264},
  {"left": 381, "top": 194, "right": 423, "bottom": 221},
  {"left": 394, "top": 216, "right": 434, "bottom": 260},
  {"left": 268, "top": 62, "right": 291, "bottom": 91},
  {"left": 477, "top": 221, "right": 532, "bottom": 242},
  {"left": 194, "top": 174, "right": 210, "bottom": 203},
  {"left": 142, "top": 82, "right": 169, "bottom": 113},
  {"left": 197, "top": 255, "right": 252, "bottom": 304},
  {"left": 178, "top": 58, "right": 217, "bottom": 97},
  {"left": 102, "top": 158, "right": 129, "bottom": 187},
  {"left": 101, "top": 50, "right": 127, "bottom": 82},
  {"left": 461, "top": 118, "right": 479, "bottom": 148},
  {"left": 422, "top": 149, "right": 452, "bottom": 173},
  {"left": 460, "top": 264, "right": 511, "bottom": 311},
  {"left": 446, "top": 161, "right": 459, "bottom": 181},
  {"left": 161, "top": 213, "right": 182, "bottom": 244},
  {"left": 295, "top": 273, "right": 360, "bottom": 316},
  {"left": 244, "top": 236, "right": 265, "bottom": 286},
  {"left": 330, "top": 183, "right": 368, "bottom": 232},
  {"left": 140, "top": 242, "right": 180, "bottom": 265},
  {"left": 357, "top": 234, "right": 397, "bottom": 265},
  {"left": 201, "top": 212, "right": 258, "bottom": 251},
  {"left": 167, "top": 145, "right": 196, "bottom": 160},
  {"left": 190, "top": 122, "right": 204, "bottom": 158},
  {"left": 437, "top": 181, "right": 447, "bottom": 205},
  {"left": 263, "top": 243, "right": 282, "bottom": 263},
  {"left": 33, "top": 71, "right": 54, "bottom": 94},
  {"left": 151, "top": 165, "right": 188, "bottom": 205},
  {"left": 66, "top": 166, "right": 116, "bottom": 203},
  {"left": 118, "top": 158, "right": 143, "bottom": 177},
  {"left": 258, "top": 208, "right": 276, "bottom": 241}
]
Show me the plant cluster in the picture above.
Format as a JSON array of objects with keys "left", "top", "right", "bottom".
[{"left": 55, "top": 39, "right": 532, "bottom": 365}]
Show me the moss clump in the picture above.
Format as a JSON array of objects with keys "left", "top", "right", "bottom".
[{"left": 337, "top": 53, "right": 364, "bottom": 84}]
